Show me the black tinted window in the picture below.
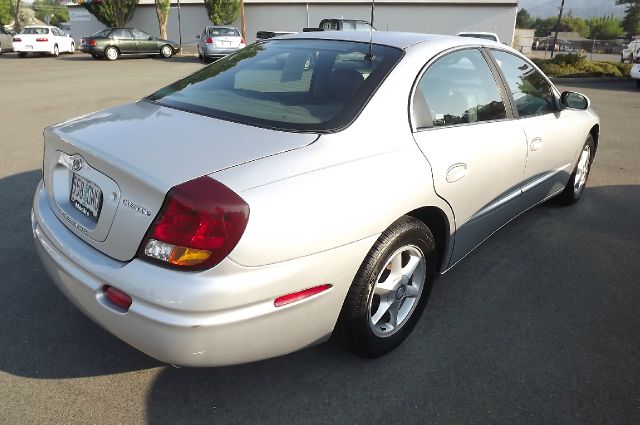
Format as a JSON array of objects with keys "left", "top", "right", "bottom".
[
  {"left": 491, "top": 50, "right": 555, "bottom": 117},
  {"left": 148, "top": 39, "right": 403, "bottom": 132},
  {"left": 415, "top": 49, "right": 507, "bottom": 128}
]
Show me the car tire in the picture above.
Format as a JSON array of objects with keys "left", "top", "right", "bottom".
[
  {"left": 18, "top": 52, "right": 27, "bottom": 58},
  {"left": 105, "top": 46, "right": 119, "bottom": 61},
  {"left": 160, "top": 44, "right": 173, "bottom": 58},
  {"left": 53, "top": 44, "right": 59, "bottom": 57},
  {"left": 636, "top": 80, "right": 640, "bottom": 89},
  {"left": 69, "top": 42, "right": 75, "bottom": 54},
  {"left": 556, "top": 134, "right": 595, "bottom": 205},
  {"left": 339, "top": 216, "right": 436, "bottom": 358}
]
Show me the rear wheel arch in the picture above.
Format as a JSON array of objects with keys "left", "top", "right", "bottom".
[{"left": 406, "top": 206, "right": 450, "bottom": 273}]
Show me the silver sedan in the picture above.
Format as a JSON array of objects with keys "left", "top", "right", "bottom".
[
  {"left": 196, "top": 25, "right": 245, "bottom": 62},
  {"left": 32, "top": 31, "right": 599, "bottom": 366}
]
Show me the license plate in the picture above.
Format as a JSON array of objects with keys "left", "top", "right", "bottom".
[
  {"left": 25, "top": 45, "right": 33, "bottom": 50},
  {"left": 70, "top": 173, "right": 103, "bottom": 222}
]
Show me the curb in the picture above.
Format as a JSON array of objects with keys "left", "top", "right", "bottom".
[{"left": 551, "top": 76, "right": 630, "bottom": 84}]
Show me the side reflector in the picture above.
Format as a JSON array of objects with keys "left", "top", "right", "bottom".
[
  {"left": 274, "top": 284, "right": 332, "bottom": 307},
  {"left": 103, "top": 285, "right": 132, "bottom": 311}
]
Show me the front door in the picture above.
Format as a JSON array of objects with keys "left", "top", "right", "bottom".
[
  {"left": 110, "top": 29, "right": 136, "bottom": 54},
  {"left": 411, "top": 48, "right": 528, "bottom": 265},
  {"left": 489, "top": 50, "right": 583, "bottom": 203},
  {"left": 131, "top": 29, "right": 157, "bottom": 54}
]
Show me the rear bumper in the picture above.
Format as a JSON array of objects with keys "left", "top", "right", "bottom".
[
  {"left": 203, "top": 46, "right": 241, "bottom": 57},
  {"left": 32, "top": 180, "right": 372, "bottom": 366},
  {"left": 13, "top": 42, "right": 52, "bottom": 53}
]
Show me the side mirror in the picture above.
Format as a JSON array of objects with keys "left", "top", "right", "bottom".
[
  {"left": 560, "top": 91, "right": 589, "bottom": 110},
  {"left": 148, "top": 36, "right": 153, "bottom": 40},
  {"left": 196, "top": 34, "right": 201, "bottom": 39}
]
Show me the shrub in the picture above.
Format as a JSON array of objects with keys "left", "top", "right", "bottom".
[{"left": 533, "top": 56, "right": 631, "bottom": 78}]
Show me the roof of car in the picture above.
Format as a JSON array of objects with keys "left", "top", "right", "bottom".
[{"left": 278, "top": 31, "right": 472, "bottom": 49}]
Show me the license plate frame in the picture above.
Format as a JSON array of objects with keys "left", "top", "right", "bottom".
[{"left": 69, "top": 172, "right": 103, "bottom": 222}]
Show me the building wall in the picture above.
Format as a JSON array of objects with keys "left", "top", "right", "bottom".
[{"left": 68, "top": 2, "right": 516, "bottom": 47}]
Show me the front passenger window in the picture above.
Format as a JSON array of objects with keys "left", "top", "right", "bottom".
[
  {"left": 491, "top": 50, "right": 556, "bottom": 118},
  {"left": 414, "top": 49, "right": 507, "bottom": 129}
]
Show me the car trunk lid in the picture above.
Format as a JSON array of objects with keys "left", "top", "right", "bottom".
[{"left": 43, "top": 101, "right": 318, "bottom": 261}]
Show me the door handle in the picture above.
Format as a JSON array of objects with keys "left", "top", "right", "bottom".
[
  {"left": 530, "top": 137, "right": 544, "bottom": 151},
  {"left": 446, "top": 163, "right": 467, "bottom": 183}
]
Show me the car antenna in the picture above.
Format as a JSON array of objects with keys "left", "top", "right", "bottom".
[{"left": 365, "top": 0, "right": 375, "bottom": 61}]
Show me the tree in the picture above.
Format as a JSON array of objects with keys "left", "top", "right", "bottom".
[
  {"left": 617, "top": 0, "right": 640, "bottom": 36},
  {"left": 516, "top": 8, "right": 534, "bottom": 29},
  {"left": 32, "top": 0, "right": 69, "bottom": 27},
  {"left": 9, "top": 0, "right": 22, "bottom": 32},
  {"left": 203, "top": 0, "right": 240, "bottom": 26},
  {"left": 587, "top": 16, "right": 624, "bottom": 39},
  {"left": 154, "top": 0, "right": 169, "bottom": 39},
  {"left": 0, "top": 0, "right": 12, "bottom": 26},
  {"left": 82, "top": 0, "right": 139, "bottom": 28}
]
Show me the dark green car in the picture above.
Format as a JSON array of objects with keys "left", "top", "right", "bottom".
[{"left": 80, "top": 28, "right": 180, "bottom": 61}]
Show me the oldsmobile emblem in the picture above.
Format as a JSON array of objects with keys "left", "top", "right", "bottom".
[
  {"left": 72, "top": 158, "right": 82, "bottom": 172},
  {"left": 122, "top": 198, "right": 152, "bottom": 216}
]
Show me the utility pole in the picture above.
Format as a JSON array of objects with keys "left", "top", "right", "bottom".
[
  {"left": 550, "top": 0, "right": 565, "bottom": 58},
  {"left": 177, "top": 0, "right": 182, "bottom": 49},
  {"left": 240, "top": 0, "right": 245, "bottom": 41}
]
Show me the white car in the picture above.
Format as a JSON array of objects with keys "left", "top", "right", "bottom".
[
  {"left": 631, "top": 58, "right": 640, "bottom": 88},
  {"left": 12, "top": 25, "right": 75, "bottom": 57}
]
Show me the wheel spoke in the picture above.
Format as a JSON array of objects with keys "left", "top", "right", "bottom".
[
  {"left": 370, "top": 299, "right": 393, "bottom": 325},
  {"left": 402, "top": 255, "right": 421, "bottom": 278},
  {"left": 388, "top": 301, "right": 399, "bottom": 328}
]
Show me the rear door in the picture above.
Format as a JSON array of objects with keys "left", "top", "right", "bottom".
[
  {"left": 489, "top": 49, "right": 582, "bottom": 204},
  {"left": 411, "top": 48, "right": 528, "bottom": 265}
]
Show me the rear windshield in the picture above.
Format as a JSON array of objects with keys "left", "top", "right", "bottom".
[
  {"left": 22, "top": 27, "right": 49, "bottom": 35},
  {"left": 147, "top": 39, "right": 403, "bottom": 132},
  {"left": 208, "top": 27, "right": 240, "bottom": 37},
  {"left": 92, "top": 29, "right": 111, "bottom": 37}
]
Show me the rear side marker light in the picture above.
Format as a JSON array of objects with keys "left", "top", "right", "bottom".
[
  {"left": 139, "top": 176, "right": 249, "bottom": 271},
  {"left": 274, "top": 284, "right": 332, "bottom": 307},
  {"left": 103, "top": 285, "right": 132, "bottom": 311}
]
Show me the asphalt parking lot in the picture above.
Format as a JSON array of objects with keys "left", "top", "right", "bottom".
[{"left": 1, "top": 52, "right": 639, "bottom": 424}]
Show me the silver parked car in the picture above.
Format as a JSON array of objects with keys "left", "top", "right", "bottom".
[
  {"left": 196, "top": 25, "right": 245, "bottom": 62},
  {"left": 32, "top": 31, "right": 599, "bottom": 367}
]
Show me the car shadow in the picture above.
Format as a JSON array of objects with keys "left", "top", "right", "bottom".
[
  {"left": 143, "top": 183, "right": 640, "bottom": 424},
  {"left": 2, "top": 168, "right": 639, "bottom": 424},
  {"left": 0, "top": 170, "right": 160, "bottom": 379}
]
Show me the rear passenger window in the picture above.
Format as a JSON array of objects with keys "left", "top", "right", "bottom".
[
  {"left": 414, "top": 49, "right": 507, "bottom": 128},
  {"left": 491, "top": 50, "right": 556, "bottom": 118}
]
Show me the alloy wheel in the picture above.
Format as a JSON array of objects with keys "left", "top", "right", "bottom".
[
  {"left": 573, "top": 144, "right": 591, "bottom": 195},
  {"left": 368, "top": 245, "right": 426, "bottom": 337}
]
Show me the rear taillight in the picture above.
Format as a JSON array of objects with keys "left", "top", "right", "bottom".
[
  {"left": 13, "top": 37, "right": 21, "bottom": 42},
  {"left": 205, "top": 37, "right": 213, "bottom": 44},
  {"left": 36, "top": 37, "right": 48, "bottom": 42},
  {"left": 139, "top": 176, "right": 249, "bottom": 271},
  {"left": 635, "top": 56, "right": 640, "bottom": 64},
  {"left": 88, "top": 39, "right": 97, "bottom": 46},
  {"left": 240, "top": 37, "right": 246, "bottom": 47}
]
